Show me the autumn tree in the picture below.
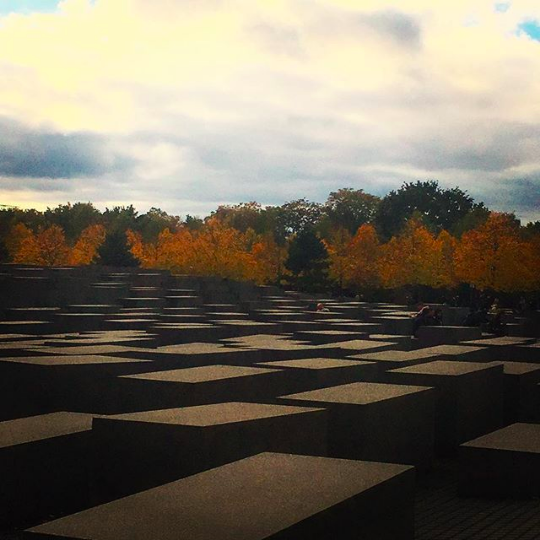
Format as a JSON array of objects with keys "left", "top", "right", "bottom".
[
  {"left": 44, "top": 202, "right": 101, "bottom": 244},
  {"left": 10, "top": 223, "right": 40, "bottom": 264},
  {"left": 325, "top": 227, "right": 352, "bottom": 290},
  {"left": 455, "top": 213, "right": 537, "bottom": 292},
  {"left": 344, "top": 224, "right": 382, "bottom": 292},
  {"left": 251, "top": 233, "right": 288, "bottom": 285},
  {"left": 13, "top": 225, "right": 70, "bottom": 266},
  {"left": 379, "top": 218, "right": 440, "bottom": 289},
  {"left": 187, "top": 218, "right": 256, "bottom": 280},
  {"left": 69, "top": 224, "right": 106, "bottom": 265}
]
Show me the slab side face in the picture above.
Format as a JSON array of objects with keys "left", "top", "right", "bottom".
[{"left": 28, "top": 452, "right": 412, "bottom": 540}]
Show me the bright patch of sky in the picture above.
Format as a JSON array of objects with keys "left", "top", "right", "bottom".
[
  {"left": 517, "top": 19, "right": 540, "bottom": 41},
  {"left": 0, "top": 0, "right": 59, "bottom": 16},
  {"left": 494, "top": 2, "right": 511, "bottom": 13}
]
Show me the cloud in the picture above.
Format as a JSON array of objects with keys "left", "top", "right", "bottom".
[
  {"left": 0, "top": 0, "right": 539, "bottom": 222},
  {"left": 0, "top": 117, "right": 127, "bottom": 178}
]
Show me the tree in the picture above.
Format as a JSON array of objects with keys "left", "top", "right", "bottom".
[
  {"left": 13, "top": 225, "right": 70, "bottom": 266},
  {"left": 44, "top": 202, "right": 101, "bottom": 244},
  {"left": 135, "top": 208, "right": 181, "bottom": 243},
  {"left": 379, "top": 218, "right": 440, "bottom": 289},
  {"left": 35, "top": 225, "right": 70, "bottom": 266},
  {"left": 285, "top": 228, "right": 329, "bottom": 291},
  {"left": 325, "top": 227, "right": 352, "bottom": 290},
  {"left": 96, "top": 230, "right": 139, "bottom": 267},
  {"left": 10, "top": 224, "right": 40, "bottom": 264},
  {"left": 183, "top": 215, "right": 204, "bottom": 231},
  {"left": 455, "top": 213, "right": 537, "bottom": 292},
  {"left": 322, "top": 188, "right": 380, "bottom": 235},
  {"left": 433, "top": 229, "right": 459, "bottom": 289},
  {"left": 251, "top": 233, "right": 288, "bottom": 285},
  {"left": 375, "top": 181, "right": 485, "bottom": 240},
  {"left": 211, "top": 202, "right": 267, "bottom": 234},
  {"left": 69, "top": 224, "right": 106, "bottom": 265},
  {"left": 344, "top": 224, "right": 382, "bottom": 292},
  {"left": 276, "top": 199, "right": 323, "bottom": 236},
  {"left": 102, "top": 205, "right": 138, "bottom": 233}
]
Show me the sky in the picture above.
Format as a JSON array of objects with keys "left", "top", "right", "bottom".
[{"left": 0, "top": 0, "right": 539, "bottom": 222}]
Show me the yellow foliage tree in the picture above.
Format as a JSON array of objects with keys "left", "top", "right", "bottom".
[
  {"left": 325, "top": 227, "right": 353, "bottom": 290},
  {"left": 188, "top": 218, "right": 256, "bottom": 280},
  {"left": 379, "top": 218, "right": 439, "bottom": 288},
  {"left": 251, "top": 233, "right": 288, "bottom": 285},
  {"left": 433, "top": 229, "right": 459, "bottom": 288},
  {"left": 455, "top": 213, "right": 537, "bottom": 291},
  {"left": 344, "top": 224, "right": 382, "bottom": 291}
]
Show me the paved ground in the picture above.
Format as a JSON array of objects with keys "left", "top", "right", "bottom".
[{"left": 416, "top": 459, "right": 540, "bottom": 540}]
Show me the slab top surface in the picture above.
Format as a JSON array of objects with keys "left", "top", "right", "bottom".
[
  {"left": 490, "top": 361, "right": 540, "bottom": 375},
  {"left": 281, "top": 381, "right": 431, "bottom": 405},
  {"left": 320, "top": 339, "right": 395, "bottom": 351},
  {"left": 389, "top": 360, "right": 501, "bottom": 376},
  {"left": 153, "top": 343, "right": 240, "bottom": 355},
  {"left": 0, "top": 354, "right": 151, "bottom": 366},
  {"left": 0, "top": 412, "right": 93, "bottom": 449},
  {"left": 101, "top": 402, "right": 325, "bottom": 427},
  {"left": 27, "top": 452, "right": 412, "bottom": 540},
  {"left": 121, "top": 365, "right": 281, "bottom": 383},
  {"left": 32, "top": 345, "right": 142, "bottom": 355},
  {"left": 462, "top": 423, "right": 540, "bottom": 454},
  {"left": 258, "top": 358, "right": 375, "bottom": 370}
]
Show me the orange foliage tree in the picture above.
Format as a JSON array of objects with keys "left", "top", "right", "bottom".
[
  {"left": 455, "top": 213, "right": 538, "bottom": 292},
  {"left": 251, "top": 233, "right": 288, "bottom": 285},
  {"left": 7, "top": 223, "right": 38, "bottom": 262},
  {"left": 69, "top": 224, "right": 106, "bottom": 265},
  {"left": 13, "top": 225, "right": 70, "bottom": 266}
]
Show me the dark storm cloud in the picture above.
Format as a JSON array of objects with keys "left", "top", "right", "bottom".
[{"left": 0, "top": 117, "right": 129, "bottom": 179}]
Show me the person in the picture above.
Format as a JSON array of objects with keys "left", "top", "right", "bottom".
[
  {"left": 316, "top": 302, "right": 329, "bottom": 312},
  {"left": 487, "top": 302, "right": 506, "bottom": 336}
]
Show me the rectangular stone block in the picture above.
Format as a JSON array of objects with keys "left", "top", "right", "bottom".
[
  {"left": 386, "top": 361, "right": 504, "bottom": 455},
  {"left": 91, "top": 402, "right": 327, "bottom": 500},
  {"left": 492, "top": 362, "right": 540, "bottom": 423},
  {"left": 114, "top": 365, "right": 289, "bottom": 412},
  {"left": 258, "top": 358, "right": 378, "bottom": 394},
  {"left": 0, "top": 412, "right": 94, "bottom": 529},
  {"left": 416, "top": 326, "right": 482, "bottom": 346},
  {"left": 26, "top": 452, "right": 415, "bottom": 540},
  {"left": 459, "top": 423, "right": 540, "bottom": 498},
  {"left": 280, "top": 382, "right": 434, "bottom": 469}
]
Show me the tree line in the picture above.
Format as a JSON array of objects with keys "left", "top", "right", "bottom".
[{"left": 1, "top": 182, "right": 539, "bottom": 301}]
